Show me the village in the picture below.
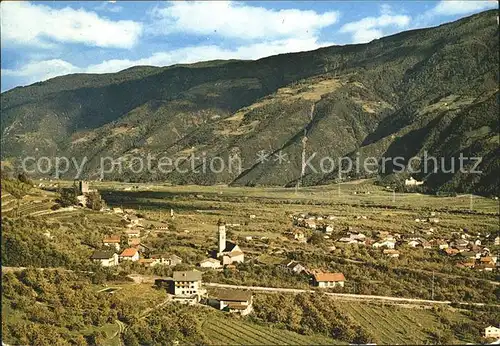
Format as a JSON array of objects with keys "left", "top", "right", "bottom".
[
  {"left": 92, "top": 215, "right": 347, "bottom": 316},
  {"left": 74, "top": 176, "right": 499, "bottom": 339},
  {"left": 290, "top": 212, "right": 499, "bottom": 271},
  {"left": 3, "top": 178, "right": 499, "bottom": 344}
]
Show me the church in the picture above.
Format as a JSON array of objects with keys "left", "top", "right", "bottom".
[{"left": 215, "top": 220, "right": 244, "bottom": 265}]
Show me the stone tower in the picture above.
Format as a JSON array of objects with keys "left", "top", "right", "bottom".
[
  {"left": 79, "top": 181, "right": 90, "bottom": 194},
  {"left": 218, "top": 219, "right": 226, "bottom": 255}
]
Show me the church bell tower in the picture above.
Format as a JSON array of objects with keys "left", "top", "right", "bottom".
[{"left": 218, "top": 219, "right": 226, "bottom": 255}]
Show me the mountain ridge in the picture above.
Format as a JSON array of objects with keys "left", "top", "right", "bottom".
[{"left": 1, "top": 9, "right": 498, "bottom": 195}]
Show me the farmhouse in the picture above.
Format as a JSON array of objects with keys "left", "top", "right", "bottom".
[
  {"left": 125, "top": 229, "right": 140, "bottom": 238},
  {"left": 208, "top": 289, "right": 253, "bottom": 316},
  {"left": 407, "top": 240, "right": 421, "bottom": 248},
  {"left": 172, "top": 271, "right": 206, "bottom": 304},
  {"left": 120, "top": 248, "right": 140, "bottom": 262},
  {"left": 103, "top": 235, "right": 121, "bottom": 251},
  {"left": 199, "top": 258, "right": 222, "bottom": 269},
  {"left": 151, "top": 254, "right": 182, "bottom": 266},
  {"left": 436, "top": 240, "right": 449, "bottom": 250},
  {"left": 372, "top": 239, "right": 396, "bottom": 249},
  {"left": 405, "top": 177, "right": 424, "bottom": 186},
  {"left": 279, "top": 260, "right": 308, "bottom": 275},
  {"left": 383, "top": 249, "right": 400, "bottom": 258},
  {"left": 338, "top": 232, "right": 367, "bottom": 245},
  {"left": 293, "top": 229, "right": 306, "bottom": 242},
  {"left": 285, "top": 229, "right": 306, "bottom": 242},
  {"left": 485, "top": 326, "right": 500, "bottom": 338},
  {"left": 476, "top": 263, "right": 496, "bottom": 272},
  {"left": 126, "top": 214, "right": 143, "bottom": 226},
  {"left": 90, "top": 251, "right": 119, "bottom": 267},
  {"left": 322, "top": 225, "right": 334, "bottom": 234},
  {"left": 443, "top": 248, "right": 460, "bottom": 256},
  {"left": 312, "top": 272, "right": 345, "bottom": 288},
  {"left": 302, "top": 219, "right": 317, "bottom": 229},
  {"left": 480, "top": 256, "right": 497, "bottom": 265}
]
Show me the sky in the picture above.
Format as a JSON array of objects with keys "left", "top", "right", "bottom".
[{"left": 1, "top": 0, "right": 498, "bottom": 92}]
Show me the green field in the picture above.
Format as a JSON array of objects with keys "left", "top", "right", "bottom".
[
  {"left": 335, "top": 301, "right": 470, "bottom": 345},
  {"left": 54, "top": 179, "right": 499, "bottom": 214},
  {"left": 202, "top": 314, "right": 339, "bottom": 345}
]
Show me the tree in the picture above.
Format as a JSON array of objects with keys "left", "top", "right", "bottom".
[
  {"left": 309, "top": 232, "right": 324, "bottom": 245},
  {"left": 85, "top": 330, "right": 107, "bottom": 345},
  {"left": 17, "top": 172, "right": 33, "bottom": 185},
  {"left": 57, "top": 185, "right": 78, "bottom": 207},
  {"left": 86, "top": 191, "right": 104, "bottom": 211}
]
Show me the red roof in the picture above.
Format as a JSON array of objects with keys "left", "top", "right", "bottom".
[
  {"left": 314, "top": 272, "right": 345, "bottom": 282},
  {"left": 480, "top": 257, "right": 493, "bottom": 263},
  {"left": 120, "top": 248, "right": 138, "bottom": 257},
  {"left": 103, "top": 235, "right": 120, "bottom": 243}
]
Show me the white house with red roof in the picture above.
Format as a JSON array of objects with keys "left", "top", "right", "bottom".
[
  {"left": 120, "top": 248, "right": 139, "bottom": 262},
  {"left": 312, "top": 272, "right": 345, "bottom": 288}
]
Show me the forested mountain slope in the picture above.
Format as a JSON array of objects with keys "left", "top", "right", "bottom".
[{"left": 1, "top": 10, "right": 498, "bottom": 194}]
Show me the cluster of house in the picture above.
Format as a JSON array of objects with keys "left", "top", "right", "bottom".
[
  {"left": 165, "top": 270, "right": 253, "bottom": 316},
  {"left": 291, "top": 213, "right": 337, "bottom": 230},
  {"left": 198, "top": 220, "right": 245, "bottom": 269},
  {"left": 333, "top": 229, "right": 499, "bottom": 265},
  {"left": 91, "top": 228, "right": 181, "bottom": 268},
  {"left": 445, "top": 236, "right": 499, "bottom": 271},
  {"left": 165, "top": 266, "right": 345, "bottom": 316},
  {"left": 290, "top": 211, "right": 499, "bottom": 268},
  {"left": 278, "top": 260, "right": 346, "bottom": 288}
]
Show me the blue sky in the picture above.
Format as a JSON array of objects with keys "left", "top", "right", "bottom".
[{"left": 1, "top": 1, "right": 497, "bottom": 92}]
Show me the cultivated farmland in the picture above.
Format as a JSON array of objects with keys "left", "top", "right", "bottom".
[{"left": 202, "top": 314, "right": 339, "bottom": 345}]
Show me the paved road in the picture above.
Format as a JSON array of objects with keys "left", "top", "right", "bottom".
[
  {"left": 204, "top": 282, "right": 498, "bottom": 307},
  {"left": 4, "top": 267, "right": 497, "bottom": 307}
]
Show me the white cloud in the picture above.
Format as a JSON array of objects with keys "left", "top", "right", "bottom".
[
  {"left": 95, "top": 1, "right": 123, "bottom": 13},
  {"left": 148, "top": 1, "right": 339, "bottom": 40},
  {"left": 1, "top": 38, "right": 334, "bottom": 90},
  {"left": 2, "top": 60, "right": 79, "bottom": 80},
  {"left": 0, "top": 1, "right": 142, "bottom": 49},
  {"left": 351, "top": 29, "right": 385, "bottom": 44},
  {"left": 430, "top": 0, "right": 497, "bottom": 16},
  {"left": 340, "top": 13, "right": 411, "bottom": 43}
]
